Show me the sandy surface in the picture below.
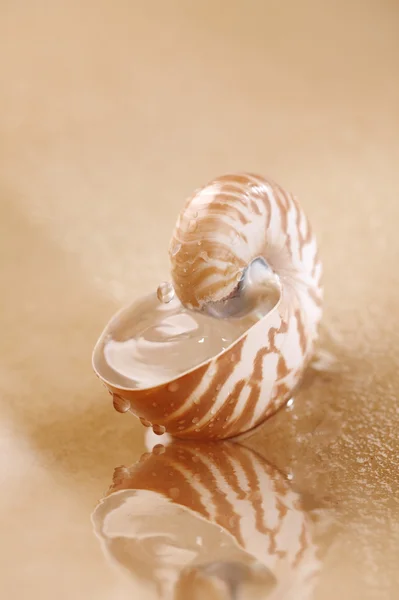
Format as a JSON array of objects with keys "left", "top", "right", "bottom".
[{"left": 0, "top": 1, "right": 398, "bottom": 598}]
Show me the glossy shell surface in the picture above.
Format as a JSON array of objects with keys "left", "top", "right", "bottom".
[{"left": 93, "top": 173, "right": 322, "bottom": 440}]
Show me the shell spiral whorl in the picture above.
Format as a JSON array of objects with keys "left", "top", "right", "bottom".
[
  {"left": 170, "top": 174, "right": 322, "bottom": 330},
  {"left": 169, "top": 174, "right": 321, "bottom": 317}
]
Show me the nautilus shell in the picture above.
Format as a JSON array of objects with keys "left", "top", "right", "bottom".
[
  {"left": 92, "top": 441, "right": 319, "bottom": 599},
  {"left": 93, "top": 173, "right": 322, "bottom": 439}
]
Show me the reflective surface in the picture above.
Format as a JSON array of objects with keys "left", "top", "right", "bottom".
[
  {"left": 1, "top": 1, "right": 399, "bottom": 598},
  {"left": 92, "top": 437, "right": 319, "bottom": 599}
]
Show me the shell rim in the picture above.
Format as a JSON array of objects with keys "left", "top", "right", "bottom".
[{"left": 92, "top": 290, "right": 282, "bottom": 393}]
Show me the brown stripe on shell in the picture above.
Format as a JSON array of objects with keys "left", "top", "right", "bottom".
[
  {"left": 113, "top": 363, "right": 209, "bottom": 424},
  {"left": 191, "top": 214, "right": 248, "bottom": 244},
  {"left": 178, "top": 443, "right": 246, "bottom": 501},
  {"left": 244, "top": 174, "right": 274, "bottom": 229},
  {"left": 208, "top": 184, "right": 253, "bottom": 209},
  {"left": 223, "top": 318, "right": 290, "bottom": 435},
  {"left": 211, "top": 446, "right": 247, "bottom": 500},
  {"left": 234, "top": 446, "right": 287, "bottom": 557},
  {"left": 276, "top": 496, "right": 289, "bottom": 520},
  {"left": 250, "top": 198, "right": 262, "bottom": 215},
  {"left": 276, "top": 354, "right": 289, "bottom": 380},
  {"left": 270, "top": 183, "right": 289, "bottom": 235},
  {"left": 165, "top": 339, "right": 245, "bottom": 436},
  {"left": 295, "top": 309, "right": 307, "bottom": 355},
  {"left": 292, "top": 522, "right": 309, "bottom": 568},
  {"left": 170, "top": 448, "right": 245, "bottom": 546},
  {"left": 251, "top": 381, "right": 291, "bottom": 430},
  {"left": 216, "top": 173, "right": 256, "bottom": 187},
  {"left": 209, "top": 198, "right": 250, "bottom": 225},
  {"left": 185, "top": 264, "right": 236, "bottom": 291},
  {"left": 222, "top": 345, "right": 269, "bottom": 437},
  {"left": 170, "top": 239, "right": 246, "bottom": 306},
  {"left": 197, "top": 379, "right": 246, "bottom": 439},
  {"left": 194, "top": 275, "right": 239, "bottom": 304},
  {"left": 233, "top": 446, "right": 268, "bottom": 534},
  {"left": 108, "top": 451, "right": 210, "bottom": 519}
]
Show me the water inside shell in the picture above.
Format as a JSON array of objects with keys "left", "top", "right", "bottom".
[{"left": 93, "top": 260, "right": 281, "bottom": 390}]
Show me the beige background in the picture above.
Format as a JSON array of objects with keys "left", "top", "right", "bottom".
[{"left": 1, "top": 1, "right": 398, "bottom": 598}]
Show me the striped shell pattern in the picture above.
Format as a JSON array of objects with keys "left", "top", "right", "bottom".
[
  {"left": 92, "top": 441, "right": 319, "bottom": 599},
  {"left": 94, "top": 173, "right": 322, "bottom": 439}
]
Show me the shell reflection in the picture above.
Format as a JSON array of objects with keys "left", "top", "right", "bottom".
[{"left": 92, "top": 441, "right": 319, "bottom": 599}]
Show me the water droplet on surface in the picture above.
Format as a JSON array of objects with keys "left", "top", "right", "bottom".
[
  {"left": 157, "top": 281, "right": 175, "bottom": 304},
  {"left": 193, "top": 398, "right": 200, "bottom": 405},
  {"left": 112, "top": 394, "right": 131, "bottom": 413},
  {"left": 152, "top": 424, "right": 166, "bottom": 435},
  {"left": 168, "top": 381, "right": 179, "bottom": 392},
  {"left": 210, "top": 407, "right": 216, "bottom": 415},
  {"left": 192, "top": 416, "right": 200, "bottom": 424},
  {"left": 169, "top": 487, "right": 180, "bottom": 499},
  {"left": 140, "top": 417, "right": 152, "bottom": 428},
  {"left": 153, "top": 444, "right": 165, "bottom": 455}
]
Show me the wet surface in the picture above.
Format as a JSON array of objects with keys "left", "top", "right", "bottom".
[{"left": 1, "top": 0, "right": 399, "bottom": 598}]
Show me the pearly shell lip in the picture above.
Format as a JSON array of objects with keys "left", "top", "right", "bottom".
[{"left": 92, "top": 290, "right": 282, "bottom": 393}]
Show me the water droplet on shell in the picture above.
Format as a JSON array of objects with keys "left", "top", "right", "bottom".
[
  {"left": 157, "top": 281, "right": 175, "bottom": 304},
  {"left": 168, "top": 382, "right": 179, "bottom": 392},
  {"left": 169, "top": 487, "right": 180, "bottom": 499},
  {"left": 112, "top": 394, "right": 131, "bottom": 413},
  {"left": 153, "top": 444, "right": 165, "bottom": 455},
  {"left": 152, "top": 424, "right": 166, "bottom": 435},
  {"left": 140, "top": 417, "right": 152, "bottom": 428}
]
